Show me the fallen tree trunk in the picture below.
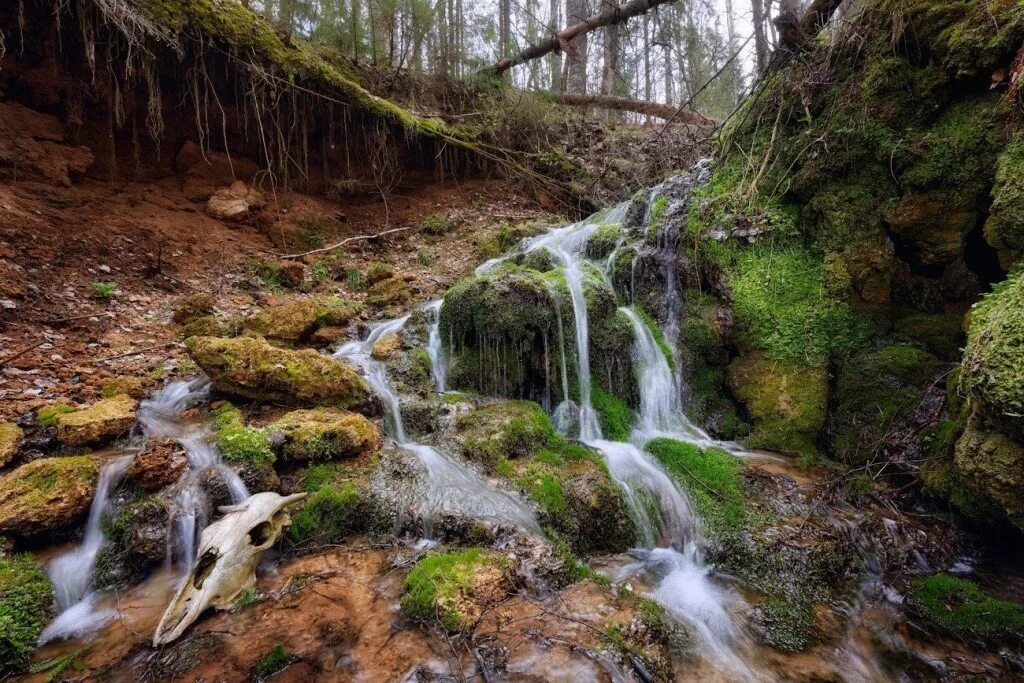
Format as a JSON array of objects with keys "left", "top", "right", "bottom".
[
  {"left": 494, "top": 0, "right": 679, "bottom": 73},
  {"left": 553, "top": 93, "right": 716, "bottom": 125}
]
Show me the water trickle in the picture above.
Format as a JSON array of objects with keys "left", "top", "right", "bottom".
[
  {"left": 424, "top": 300, "right": 447, "bottom": 393},
  {"left": 622, "top": 307, "right": 711, "bottom": 443},
  {"left": 137, "top": 379, "right": 250, "bottom": 568},
  {"left": 335, "top": 317, "right": 539, "bottom": 534},
  {"left": 40, "top": 455, "right": 133, "bottom": 644}
]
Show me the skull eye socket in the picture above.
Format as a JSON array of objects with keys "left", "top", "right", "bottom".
[
  {"left": 249, "top": 521, "right": 273, "bottom": 547},
  {"left": 193, "top": 550, "right": 219, "bottom": 589}
]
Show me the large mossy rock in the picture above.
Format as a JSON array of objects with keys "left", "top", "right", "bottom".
[
  {"left": 831, "top": 345, "right": 943, "bottom": 465},
  {"left": 271, "top": 408, "right": 381, "bottom": 461},
  {"left": 952, "top": 270, "right": 1024, "bottom": 528},
  {"left": 185, "top": 335, "right": 376, "bottom": 412},
  {"left": 55, "top": 396, "right": 138, "bottom": 447},
  {"left": 0, "top": 423, "right": 22, "bottom": 469},
  {"left": 0, "top": 553, "right": 54, "bottom": 673},
  {"left": 242, "top": 295, "right": 362, "bottom": 346},
  {"left": 454, "top": 401, "right": 634, "bottom": 552},
  {"left": 986, "top": 133, "right": 1024, "bottom": 269},
  {"left": 0, "top": 456, "right": 98, "bottom": 536},
  {"left": 440, "top": 263, "right": 634, "bottom": 406},
  {"left": 401, "top": 548, "right": 511, "bottom": 632},
  {"left": 727, "top": 354, "right": 828, "bottom": 457}
]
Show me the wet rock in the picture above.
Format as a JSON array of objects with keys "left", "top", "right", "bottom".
[
  {"left": 238, "top": 461, "right": 281, "bottom": 494},
  {"left": 177, "top": 141, "right": 258, "bottom": 202},
  {"left": 206, "top": 180, "right": 264, "bottom": 221},
  {"left": 185, "top": 336, "right": 376, "bottom": 412},
  {"left": 127, "top": 439, "right": 186, "bottom": 492},
  {"left": 271, "top": 408, "right": 381, "bottom": 462},
  {"left": 308, "top": 325, "right": 348, "bottom": 347},
  {"left": 727, "top": 353, "right": 828, "bottom": 457},
  {"left": 172, "top": 292, "right": 216, "bottom": 325},
  {"left": 242, "top": 295, "right": 362, "bottom": 345},
  {"left": 55, "top": 396, "right": 138, "bottom": 447},
  {"left": 370, "top": 332, "right": 401, "bottom": 360},
  {"left": 0, "top": 422, "right": 23, "bottom": 468},
  {"left": 94, "top": 496, "right": 168, "bottom": 588},
  {"left": 885, "top": 192, "right": 975, "bottom": 266},
  {"left": 0, "top": 456, "right": 97, "bottom": 537}
]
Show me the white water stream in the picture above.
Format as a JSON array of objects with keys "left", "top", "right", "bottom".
[{"left": 337, "top": 312, "right": 540, "bottom": 535}]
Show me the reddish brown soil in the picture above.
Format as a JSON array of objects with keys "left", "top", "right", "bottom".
[{"left": 0, "top": 146, "right": 551, "bottom": 421}]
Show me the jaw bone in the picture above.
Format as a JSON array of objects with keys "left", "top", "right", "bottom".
[{"left": 153, "top": 491, "right": 307, "bottom": 646}]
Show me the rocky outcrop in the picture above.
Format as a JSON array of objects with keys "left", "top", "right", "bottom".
[
  {"left": 0, "top": 101, "right": 93, "bottom": 185},
  {"left": 55, "top": 396, "right": 138, "bottom": 447},
  {"left": 205, "top": 180, "right": 264, "bottom": 221},
  {"left": 185, "top": 335, "right": 375, "bottom": 412},
  {"left": 127, "top": 440, "right": 187, "bottom": 492},
  {"left": 0, "top": 423, "right": 23, "bottom": 468},
  {"left": 271, "top": 408, "right": 382, "bottom": 462},
  {"left": 0, "top": 456, "right": 98, "bottom": 536},
  {"left": 242, "top": 295, "right": 362, "bottom": 346}
]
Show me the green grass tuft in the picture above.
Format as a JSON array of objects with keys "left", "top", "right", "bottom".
[
  {"left": 911, "top": 574, "right": 1024, "bottom": 641},
  {"left": 591, "top": 386, "right": 635, "bottom": 441}
]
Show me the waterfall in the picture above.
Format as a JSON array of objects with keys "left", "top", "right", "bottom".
[
  {"left": 621, "top": 307, "right": 711, "bottom": 443},
  {"left": 137, "top": 380, "right": 250, "bottom": 568},
  {"left": 39, "top": 455, "right": 133, "bottom": 644},
  {"left": 425, "top": 300, "right": 447, "bottom": 393},
  {"left": 334, "top": 318, "right": 540, "bottom": 534}
]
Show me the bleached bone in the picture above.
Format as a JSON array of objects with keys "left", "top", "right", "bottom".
[{"left": 153, "top": 491, "right": 307, "bottom": 646}]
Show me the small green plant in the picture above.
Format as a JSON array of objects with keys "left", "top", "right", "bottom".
[
  {"left": 233, "top": 587, "right": 260, "bottom": 611},
  {"left": 308, "top": 259, "right": 330, "bottom": 284},
  {"left": 249, "top": 258, "right": 284, "bottom": 291},
  {"left": 27, "top": 648, "right": 88, "bottom": 682},
  {"left": 345, "top": 267, "right": 363, "bottom": 291},
  {"left": 254, "top": 644, "right": 295, "bottom": 680},
  {"left": 416, "top": 249, "right": 433, "bottom": 266},
  {"left": 91, "top": 281, "right": 117, "bottom": 299},
  {"left": 401, "top": 549, "right": 508, "bottom": 631},
  {"left": 421, "top": 213, "right": 455, "bottom": 236}
]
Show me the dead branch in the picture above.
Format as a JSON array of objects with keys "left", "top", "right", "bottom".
[
  {"left": 552, "top": 93, "right": 716, "bottom": 125},
  {"left": 493, "top": 0, "right": 680, "bottom": 73},
  {"left": 0, "top": 339, "right": 46, "bottom": 368},
  {"left": 269, "top": 225, "right": 420, "bottom": 260}
]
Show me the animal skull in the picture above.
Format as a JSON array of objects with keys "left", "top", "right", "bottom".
[{"left": 153, "top": 491, "right": 307, "bottom": 646}]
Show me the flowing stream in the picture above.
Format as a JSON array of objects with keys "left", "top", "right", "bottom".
[
  {"left": 39, "top": 455, "right": 133, "bottom": 644},
  {"left": 336, "top": 312, "right": 540, "bottom": 535}
]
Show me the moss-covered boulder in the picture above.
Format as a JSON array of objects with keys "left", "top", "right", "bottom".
[
  {"left": 727, "top": 354, "right": 827, "bottom": 457},
  {"left": 831, "top": 345, "right": 943, "bottom": 465},
  {"left": 172, "top": 292, "right": 215, "bottom": 325},
  {"left": 986, "top": 133, "right": 1024, "bottom": 269},
  {"left": 94, "top": 496, "right": 168, "bottom": 588},
  {"left": 242, "top": 295, "right": 362, "bottom": 346},
  {"left": 185, "top": 335, "right": 375, "bottom": 412},
  {"left": 0, "top": 456, "right": 97, "bottom": 536},
  {"left": 211, "top": 403, "right": 275, "bottom": 467},
  {"left": 401, "top": 548, "right": 511, "bottom": 631},
  {"left": 288, "top": 463, "right": 386, "bottom": 545},
  {"left": 584, "top": 222, "right": 622, "bottom": 260},
  {"left": 455, "top": 401, "right": 634, "bottom": 552},
  {"left": 0, "top": 553, "right": 53, "bottom": 673},
  {"left": 271, "top": 408, "right": 381, "bottom": 462},
  {"left": 0, "top": 424, "right": 22, "bottom": 469},
  {"left": 365, "top": 276, "right": 411, "bottom": 307},
  {"left": 953, "top": 411, "right": 1024, "bottom": 529},
  {"left": 55, "top": 395, "right": 138, "bottom": 447},
  {"left": 100, "top": 375, "right": 156, "bottom": 400}
]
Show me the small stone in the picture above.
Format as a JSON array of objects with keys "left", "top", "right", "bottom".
[
  {"left": 370, "top": 332, "right": 401, "bottom": 360},
  {"left": 127, "top": 440, "right": 186, "bottom": 492}
]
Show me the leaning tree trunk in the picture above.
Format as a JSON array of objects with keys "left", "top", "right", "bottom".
[
  {"left": 494, "top": 0, "right": 679, "bottom": 75},
  {"left": 565, "top": 0, "right": 589, "bottom": 93},
  {"left": 552, "top": 93, "right": 716, "bottom": 124}
]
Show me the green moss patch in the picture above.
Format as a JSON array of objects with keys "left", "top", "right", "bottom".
[
  {"left": 212, "top": 403, "right": 274, "bottom": 467},
  {"left": 0, "top": 553, "right": 53, "bottom": 672},
  {"left": 911, "top": 573, "right": 1024, "bottom": 641},
  {"left": 645, "top": 438, "right": 746, "bottom": 535},
  {"left": 591, "top": 387, "right": 634, "bottom": 441},
  {"left": 401, "top": 548, "right": 510, "bottom": 631},
  {"left": 961, "top": 268, "right": 1024, "bottom": 419}
]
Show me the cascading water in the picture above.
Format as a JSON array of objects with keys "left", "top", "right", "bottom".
[
  {"left": 424, "top": 300, "right": 447, "bottom": 393},
  {"left": 335, "top": 314, "right": 539, "bottom": 534},
  {"left": 621, "top": 307, "right": 710, "bottom": 443},
  {"left": 137, "top": 379, "right": 250, "bottom": 569},
  {"left": 39, "top": 455, "right": 133, "bottom": 644}
]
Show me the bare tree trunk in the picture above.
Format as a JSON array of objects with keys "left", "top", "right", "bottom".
[
  {"left": 601, "top": 23, "right": 619, "bottom": 95},
  {"left": 751, "top": 0, "right": 768, "bottom": 72},
  {"left": 643, "top": 13, "right": 652, "bottom": 121},
  {"left": 350, "top": 0, "right": 360, "bottom": 59},
  {"left": 565, "top": 0, "right": 589, "bottom": 93},
  {"left": 548, "top": 0, "right": 562, "bottom": 90},
  {"left": 499, "top": 0, "right": 512, "bottom": 59}
]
